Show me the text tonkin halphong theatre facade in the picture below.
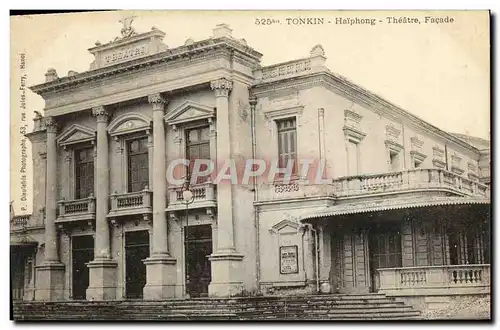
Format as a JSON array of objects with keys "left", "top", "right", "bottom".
[{"left": 10, "top": 22, "right": 490, "bottom": 308}]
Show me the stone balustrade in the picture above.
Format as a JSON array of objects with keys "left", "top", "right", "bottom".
[
  {"left": 166, "top": 182, "right": 217, "bottom": 212},
  {"left": 56, "top": 195, "right": 96, "bottom": 225},
  {"left": 378, "top": 264, "right": 490, "bottom": 296},
  {"left": 331, "top": 168, "right": 490, "bottom": 198},
  {"left": 58, "top": 196, "right": 96, "bottom": 216},
  {"left": 11, "top": 214, "right": 31, "bottom": 229},
  {"left": 108, "top": 188, "right": 152, "bottom": 217}
]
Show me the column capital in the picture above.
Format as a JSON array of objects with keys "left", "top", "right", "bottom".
[
  {"left": 210, "top": 78, "right": 233, "bottom": 98},
  {"left": 318, "top": 108, "right": 325, "bottom": 116},
  {"left": 148, "top": 93, "right": 168, "bottom": 111},
  {"left": 44, "top": 116, "right": 59, "bottom": 134},
  {"left": 91, "top": 106, "right": 110, "bottom": 123},
  {"left": 249, "top": 96, "right": 258, "bottom": 107}
]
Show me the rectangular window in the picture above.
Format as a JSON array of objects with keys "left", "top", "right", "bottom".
[
  {"left": 74, "top": 147, "right": 94, "bottom": 199},
  {"left": 370, "top": 224, "right": 403, "bottom": 269},
  {"left": 127, "top": 137, "right": 149, "bottom": 192},
  {"left": 277, "top": 118, "right": 297, "bottom": 175},
  {"left": 186, "top": 126, "right": 211, "bottom": 184},
  {"left": 347, "top": 141, "right": 360, "bottom": 176},
  {"left": 389, "top": 151, "right": 401, "bottom": 171}
]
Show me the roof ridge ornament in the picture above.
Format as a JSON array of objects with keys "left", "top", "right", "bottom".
[{"left": 119, "top": 15, "right": 137, "bottom": 39}]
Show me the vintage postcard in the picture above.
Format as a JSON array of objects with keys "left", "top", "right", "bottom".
[{"left": 10, "top": 10, "right": 490, "bottom": 321}]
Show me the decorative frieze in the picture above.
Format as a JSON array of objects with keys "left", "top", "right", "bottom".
[{"left": 261, "top": 59, "right": 312, "bottom": 81}]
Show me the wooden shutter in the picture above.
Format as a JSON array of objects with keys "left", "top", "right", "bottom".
[
  {"left": 277, "top": 118, "right": 297, "bottom": 174},
  {"left": 128, "top": 138, "right": 149, "bottom": 192},
  {"left": 75, "top": 147, "right": 94, "bottom": 199},
  {"left": 186, "top": 127, "right": 211, "bottom": 183}
]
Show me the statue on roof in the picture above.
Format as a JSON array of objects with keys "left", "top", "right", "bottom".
[{"left": 119, "top": 15, "right": 137, "bottom": 38}]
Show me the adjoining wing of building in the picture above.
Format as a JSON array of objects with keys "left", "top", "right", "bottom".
[{"left": 11, "top": 23, "right": 490, "bottom": 308}]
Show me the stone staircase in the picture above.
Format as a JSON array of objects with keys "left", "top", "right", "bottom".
[{"left": 12, "top": 293, "right": 421, "bottom": 321}]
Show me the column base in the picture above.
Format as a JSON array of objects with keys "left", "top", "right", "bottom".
[
  {"left": 34, "top": 261, "right": 65, "bottom": 301},
  {"left": 319, "top": 280, "right": 331, "bottom": 293},
  {"left": 208, "top": 251, "right": 244, "bottom": 297},
  {"left": 86, "top": 258, "right": 118, "bottom": 301},
  {"left": 143, "top": 254, "right": 177, "bottom": 300}
]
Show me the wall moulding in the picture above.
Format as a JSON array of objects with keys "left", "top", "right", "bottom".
[{"left": 263, "top": 105, "right": 304, "bottom": 122}]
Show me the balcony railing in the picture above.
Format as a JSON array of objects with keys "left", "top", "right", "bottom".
[
  {"left": 11, "top": 214, "right": 30, "bottom": 230},
  {"left": 166, "top": 182, "right": 216, "bottom": 211},
  {"left": 378, "top": 264, "right": 490, "bottom": 296},
  {"left": 331, "top": 168, "right": 490, "bottom": 198},
  {"left": 109, "top": 188, "right": 152, "bottom": 217},
  {"left": 56, "top": 195, "right": 96, "bottom": 224}
]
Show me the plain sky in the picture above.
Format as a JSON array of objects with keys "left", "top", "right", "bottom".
[{"left": 9, "top": 10, "right": 490, "bottom": 214}]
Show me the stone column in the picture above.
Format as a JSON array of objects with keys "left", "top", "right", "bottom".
[
  {"left": 143, "top": 93, "right": 177, "bottom": 299},
  {"left": 86, "top": 106, "right": 117, "bottom": 301},
  {"left": 147, "top": 132, "right": 153, "bottom": 189},
  {"left": 208, "top": 78, "right": 244, "bottom": 297},
  {"left": 34, "top": 116, "right": 65, "bottom": 301},
  {"left": 318, "top": 224, "right": 332, "bottom": 293}
]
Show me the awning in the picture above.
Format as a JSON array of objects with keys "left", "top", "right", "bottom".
[{"left": 300, "top": 196, "right": 490, "bottom": 221}]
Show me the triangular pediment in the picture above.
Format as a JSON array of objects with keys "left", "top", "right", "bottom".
[
  {"left": 164, "top": 101, "right": 215, "bottom": 126},
  {"left": 107, "top": 113, "right": 152, "bottom": 137},
  {"left": 57, "top": 124, "right": 95, "bottom": 147},
  {"left": 269, "top": 219, "right": 300, "bottom": 235}
]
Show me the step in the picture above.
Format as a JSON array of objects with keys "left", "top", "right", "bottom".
[{"left": 13, "top": 293, "right": 422, "bottom": 321}]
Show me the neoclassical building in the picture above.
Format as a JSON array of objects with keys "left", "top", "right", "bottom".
[{"left": 10, "top": 23, "right": 490, "bottom": 305}]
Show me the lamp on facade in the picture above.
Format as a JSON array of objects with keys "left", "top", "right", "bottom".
[{"left": 180, "top": 176, "right": 195, "bottom": 297}]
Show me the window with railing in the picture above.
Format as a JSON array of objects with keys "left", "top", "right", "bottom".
[
  {"left": 186, "top": 126, "right": 211, "bottom": 184},
  {"left": 74, "top": 147, "right": 94, "bottom": 199},
  {"left": 127, "top": 137, "right": 149, "bottom": 192}
]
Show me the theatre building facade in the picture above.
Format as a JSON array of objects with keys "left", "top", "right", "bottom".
[{"left": 11, "top": 24, "right": 490, "bottom": 303}]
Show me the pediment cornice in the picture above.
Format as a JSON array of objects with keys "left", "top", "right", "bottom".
[
  {"left": 56, "top": 124, "right": 95, "bottom": 147},
  {"left": 107, "top": 112, "right": 152, "bottom": 137},
  {"left": 164, "top": 100, "right": 215, "bottom": 127}
]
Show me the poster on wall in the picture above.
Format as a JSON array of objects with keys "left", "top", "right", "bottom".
[{"left": 280, "top": 245, "right": 299, "bottom": 274}]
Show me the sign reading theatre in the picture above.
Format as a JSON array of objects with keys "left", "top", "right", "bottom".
[{"left": 280, "top": 245, "right": 298, "bottom": 274}]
